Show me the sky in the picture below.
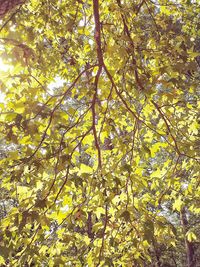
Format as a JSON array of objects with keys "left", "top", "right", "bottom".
[{"left": 48, "top": 76, "right": 66, "bottom": 93}]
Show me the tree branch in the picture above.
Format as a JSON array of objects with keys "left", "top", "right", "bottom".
[{"left": 92, "top": 0, "right": 104, "bottom": 169}]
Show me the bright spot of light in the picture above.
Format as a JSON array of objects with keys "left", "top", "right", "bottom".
[
  {"left": 79, "top": 19, "right": 85, "bottom": 27},
  {"left": 0, "top": 58, "right": 12, "bottom": 72},
  {"left": 60, "top": 205, "right": 69, "bottom": 212},
  {"left": 0, "top": 57, "right": 12, "bottom": 104},
  {"left": 48, "top": 76, "right": 66, "bottom": 94},
  {"left": 0, "top": 92, "right": 5, "bottom": 103},
  {"left": 89, "top": 39, "right": 94, "bottom": 45}
]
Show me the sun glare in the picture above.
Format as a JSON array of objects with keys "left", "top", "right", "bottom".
[
  {"left": 48, "top": 76, "right": 66, "bottom": 95},
  {"left": 0, "top": 92, "right": 5, "bottom": 103},
  {"left": 0, "top": 58, "right": 12, "bottom": 72},
  {"left": 0, "top": 58, "right": 11, "bottom": 103}
]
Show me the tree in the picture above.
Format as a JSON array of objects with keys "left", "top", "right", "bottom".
[{"left": 0, "top": 0, "right": 199, "bottom": 266}]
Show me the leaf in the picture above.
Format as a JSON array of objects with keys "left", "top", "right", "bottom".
[
  {"left": 186, "top": 231, "right": 197, "bottom": 242},
  {"left": 173, "top": 197, "right": 183, "bottom": 212},
  {"left": 79, "top": 164, "right": 93, "bottom": 174},
  {"left": 120, "top": 210, "right": 130, "bottom": 222},
  {"left": 0, "top": 256, "right": 5, "bottom": 265},
  {"left": 95, "top": 207, "right": 105, "bottom": 219},
  {"left": 150, "top": 142, "right": 168, "bottom": 157}
]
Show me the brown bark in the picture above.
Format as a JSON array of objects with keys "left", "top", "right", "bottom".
[
  {"left": 102, "top": 137, "right": 113, "bottom": 150},
  {"left": 87, "top": 211, "right": 94, "bottom": 238},
  {"left": 0, "top": 0, "right": 24, "bottom": 18},
  {"left": 180, "top": 208, "right": 196, "bottom": 267}
]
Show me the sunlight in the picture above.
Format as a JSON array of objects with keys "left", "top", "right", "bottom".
[
  {"left": 0, "top": 57, "right": 14, "bottom": 103},
  {"left": 0, "top": 58, "right": 10, "bottom": 103},
  {"left": 0, "top": 91, "right": 5, "bottom": 103},
  {"left": 48, "top": 76, "right": 66, "bottom": 95},
  {"left": 0, "top": 57, "right": 11, "bottom": 72}
]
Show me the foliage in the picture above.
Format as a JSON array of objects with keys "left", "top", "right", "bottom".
[{"left": 0, "top": 0, "right": 199, "bottom": 266}]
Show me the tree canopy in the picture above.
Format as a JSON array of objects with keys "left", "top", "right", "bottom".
[{"left": 0, "top": 0, "right": 199, "bottom": 266}]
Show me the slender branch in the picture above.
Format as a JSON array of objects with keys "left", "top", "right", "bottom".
[
  {"left": 44, "top": 130, "right": 67, "bottom": 199},
  {"left": 98, "top": 85, "right": 113, "bottom": 139},
  {"left": 91, "top": 68, "right": 102, "bottom": 169},
  {"left": 27, "top": 64, "right": 97, "bottom": 161},
  {"left": 0, "top": 8, "right": 20, "bottom": 32},
  {"left": 97, "top": 203, "right": 108, "bottom": 266},
  {"left": 92, "top": 0, "right": 104, "bottom": 169},
  {"left": 52, "top": 164, "right": 70, "bottom": 205},
  {"left": 144, "top": 0, "right": 160, "bottom": 34},
  {"left": 116, "top": 0, "right": 145, "bottom": 92},
  {"left": 151, "top": 100, "right": 181, "bottom": 154},
  {"left": 136, "top": 0, "right": 146, "bottom": 14},
  {"left": 93, "top": 0, "right": 104, "bottom": 66}
]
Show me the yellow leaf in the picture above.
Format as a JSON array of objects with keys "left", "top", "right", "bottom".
[
  {"left": 84, "top": 236, "right": 91, "bottom": 245},
  {"left": 17, "top": 186, "right": 29, "bottom": 195},
  {"left": 150, "top": 142, "right": 168, "bottom": 157},
  {"left": 57, "top": 211, "right": 68, "bottom": 224},
  {"left": 173, "top": 197, "right": 183, "bottom": 212},
  {"left": 187, "top": 231, "right": 197, "bottom": 242},
  {"left": 95, "top": 207, "right": 105, "bottom": 219},
  {"left": 79, "top": 164, "right": 93, "bottom": 174},
  {"left": 189, "top": 121, "right": 199, "bottom": 135},
  {"left": 0, "top": 256, "right": 5, "bottom": 264}
]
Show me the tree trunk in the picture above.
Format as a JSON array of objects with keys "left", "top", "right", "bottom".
[
  {"left": 0, "top": 0, "right": 24, "bottom": 18},
  {"left": 152, "top": 239, "right": 161, "bottom": 267},
  {"left": 180, "top": 208, "right": 196, "bottom": 267}
]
